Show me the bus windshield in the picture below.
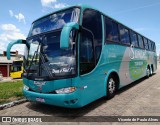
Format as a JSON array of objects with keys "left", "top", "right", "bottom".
[
  {"left": 24, "top": 30, "right": 77, "bottom": 80},
  {"left": 28, "top": 8, "right": 80, "bottom": 37},
  {"left": 11, "top": 61, "right": 23, "bottom": 72},
  {"left": 13, "top": 61, "right": 23, "bottom": 66}
]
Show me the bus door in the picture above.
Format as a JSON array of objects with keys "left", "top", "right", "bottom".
[{"left": 78, "top": 9, "right": 104, "bottom": 104}]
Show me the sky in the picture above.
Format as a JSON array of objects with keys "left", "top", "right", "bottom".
[{"left": 0, "top": 0, "right": 160, "bottom": 55}]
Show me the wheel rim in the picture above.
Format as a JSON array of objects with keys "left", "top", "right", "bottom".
[
  {"left": 150, "top": 68, "right": 153, "bottom": 75},
  {"left": 147, "top": 68, "right": 150, "bottom": 77},
  {"left": 108, "top": 78, "right": 116, "bottom": 94}
]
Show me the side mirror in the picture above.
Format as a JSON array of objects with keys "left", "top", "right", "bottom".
[
  {"left": 60, "top": 22, "right": 79, "bottom": 49},
  {"left": 7, "top": 39, "right": 28, "bottom": 60}
]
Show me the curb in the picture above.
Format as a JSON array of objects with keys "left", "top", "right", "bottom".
[{"left": 0, "top": 98, "right": 27, "bottom": 110}]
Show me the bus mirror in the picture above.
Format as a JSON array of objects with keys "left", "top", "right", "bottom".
[
  {"left": 60, "top": 22, "right": 79, "bottom": 49},
  {"left": 7, "top": 39, "right": 28, "bottom": 60}
]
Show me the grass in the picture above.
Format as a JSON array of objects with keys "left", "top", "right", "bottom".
[{"left": 0, "top": 80, "right": 24, "bottom": 105}]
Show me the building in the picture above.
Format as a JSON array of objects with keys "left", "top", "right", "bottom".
[{"left": 0, "top": 51, "right": 23, "bottom": 77}]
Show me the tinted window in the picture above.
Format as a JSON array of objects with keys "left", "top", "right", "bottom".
[
  {"left": 80, "top": 32, "right": 94, "bottom": 63},
  {"left": 144, "top": 38, "right": 148, "bottom": 50},
  {"left": 153, "top": 42, "right": 156, "bottom": 51},
  {"left": 105, "top": 17, "right": 119, "bottom": 42},
  {"left": 148, "top": 40, "right": 152, "bottom": 50},
  {"left": 130, "top": 31, "right": 138, "bottom": 47},
  {"left": 112, "top": 22, "right": 119, "bottom": 42},
  {"left": 83, "top": 9, "right": 102, "bottom": 42},
  {"left": 80, "top": 29, "right": 95, "bottom": 75},
  {"left": 119, "top": 25, "right": 130, "bottom": 45},
  {"left": 82, "top": 9, "right": 102, "bottom": 64},
  {"left": 138, "top": 35, "right": 144, "bottom": 48},
  {"left": 151, "top": 41, "right": 155, "bottom": 51},
  {"left": 154, "top": 43, "right": 156, "bottom": 52},
  {"left": 28, "top": 8, "right": 80, "bottom": 37}
]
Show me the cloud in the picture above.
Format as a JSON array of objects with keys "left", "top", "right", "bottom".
[
  {"left": 0, "top": 24, "right": 26, "bottom": 54},
  {"left": 41, "top": 0, "right": 57, "bottom": 7},
  {"left": 41, "top": 0, "right": 68, "bottom": 9},
  {"left": 133, "top": 28, "right": 147, "bottom": 32},
  {"left": 9, "top": 10, "right": 26, "bottom": 24},
  {"left": 15, "top": 13, "right": 26, "bottom": 24},
  {"left": 54, "top": 3, "right": 67, "bottom": 9},
  {"left": 9, "top": 10, "right": 14, "bottom": 17}
]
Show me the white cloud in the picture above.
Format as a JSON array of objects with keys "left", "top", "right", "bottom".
[
  {"left": 15, "top": 13, "right": 26, "bottom": 24},
  {"left": 134, "top": 28, "right": 146, "bottom": 32},
  {"left": 41, "top": 0, "right": 68, "bottom": 9},
  {"left": 41, "top": 0, "right": 57, "bottom": 8},
  {"left": 9, "top": 10, "right": 26, "bottom": 24},
  {"left": 54, "top": 3, "right": 67, "bottom": 9},
  {"left": 1, "top": 24, "right": 20, "bottom": 32},
  {"left": 0, "top": 24, "right": 26, "bottom": 54},
  {"left": 9, "top": 10, "right": 14, "bottom": 17}
]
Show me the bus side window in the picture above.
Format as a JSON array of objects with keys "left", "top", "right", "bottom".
[
  {"left": 144, "top": 38, "right": 149, "bottom": 50},
  {"left": 138, "top": 35, "right": 144, "bottom": 49},
  {"left": 119, "top": 25, "right": 130, "bottom": 45},
  {"left": 130, "top": 31, "right": 138, "bottom": 47},
  {"left": 153, "top": 42, "right": 156, "bottom": 52},
  {"left": 80, "top": 29, "right": 95, "bottom": 75},
  {"left": 148, "top": 40, "right": 152, "bottom": 51},
  {"left": 151, "top": 41, "right": 155, "bottom": 51},
  {"left": 82, "top": 9, "right": 102, "bottom": 64},
  {"left": 105, "top": 17, "right": 119, "bottom": 43},
  {"left": 105, "top": 17, "right": 113, "bottom": 41}
]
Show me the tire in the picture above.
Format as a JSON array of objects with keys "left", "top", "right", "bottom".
[
  {"left": 107, "top": 75, "right": 116, "bottom": 99},
  {"left": 146, "top": 67, "right": 150, "bottom": 78},
  {"left": 150, "top": 67, "right": 153, "bottom": 76}
]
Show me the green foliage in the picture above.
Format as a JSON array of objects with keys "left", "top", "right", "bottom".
[{"left": 0, "top": 81, "right": 24, "bottom": 104}]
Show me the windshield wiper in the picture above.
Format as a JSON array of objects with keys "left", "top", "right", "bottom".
[
  {"left": 27, "top": 43, "right": 40, "bottom": 77},
  {"left": 39, "top": 53, "right": 54, "bottom": 79}
]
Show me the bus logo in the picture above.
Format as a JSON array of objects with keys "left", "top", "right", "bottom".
[
  {"left": 34, "top": 81, "right": 46, "bottom": 90},
  {"left": 129, "top": 44, "right": 146, "bottom": 60}
]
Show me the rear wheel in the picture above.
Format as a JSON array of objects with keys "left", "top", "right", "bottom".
[
  {"left": 146, "top": 67, "right": 150, "bottom": 78},
  {"left": 107, "top": 75, "right": 116, "bottom": 99},
  {"left": 150, "top": 66, "right": 153, "bottom": 76}
]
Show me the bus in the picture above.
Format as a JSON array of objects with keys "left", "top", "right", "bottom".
[
  {"left": 10, "top": 60, "right": 23, "bottom": 79},
  {"left": 6, "top": 5, "right": 157, "bottom": 108}
]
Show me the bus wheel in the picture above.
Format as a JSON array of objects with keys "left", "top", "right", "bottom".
[
  {"left": 150, "top": 66, "right": 153, "bottom": 76},
  {"left": 107, "top": 75, "right": 116, "bottom": 99},
  {"left": 146, "top": 67, "right": 150, "bottom": 78}
]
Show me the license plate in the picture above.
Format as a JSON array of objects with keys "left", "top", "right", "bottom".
[{"left": 36, "top": 98, "right": 45, "bottom": 102}]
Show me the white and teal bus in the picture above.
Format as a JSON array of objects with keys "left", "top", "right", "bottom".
[{"left": 7, "top": 5, "right": 157, "bottom": 108}]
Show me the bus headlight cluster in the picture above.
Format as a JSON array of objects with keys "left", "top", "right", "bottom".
[
  {"left": 23, "top": 85, "right": 29, "bottom": 90},
  {"left": 55, "top": 87, "right": 76, "bottom": 94}
]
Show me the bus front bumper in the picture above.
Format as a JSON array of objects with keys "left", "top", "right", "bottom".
[{"left": 23, "top": 89, "right": 83, "bottom": 108}]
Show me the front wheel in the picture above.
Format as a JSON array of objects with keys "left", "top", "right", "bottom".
[{"left": 107, "top": 75, "right": 116, "bottom": 99}]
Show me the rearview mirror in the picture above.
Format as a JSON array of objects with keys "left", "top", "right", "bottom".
[
  {"left": 7, "top": 39, "right": 28, "bottom": 60},
  {"left": 60, "top": 22, "right": 79, "bottom": 49}
]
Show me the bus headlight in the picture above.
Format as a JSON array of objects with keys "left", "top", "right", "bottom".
[
  {"left": 23, "top": 85, "right": 29, "bottom": 90},
  {"left": 55, "top": 87, "right": 76, "bottom": 94}
]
